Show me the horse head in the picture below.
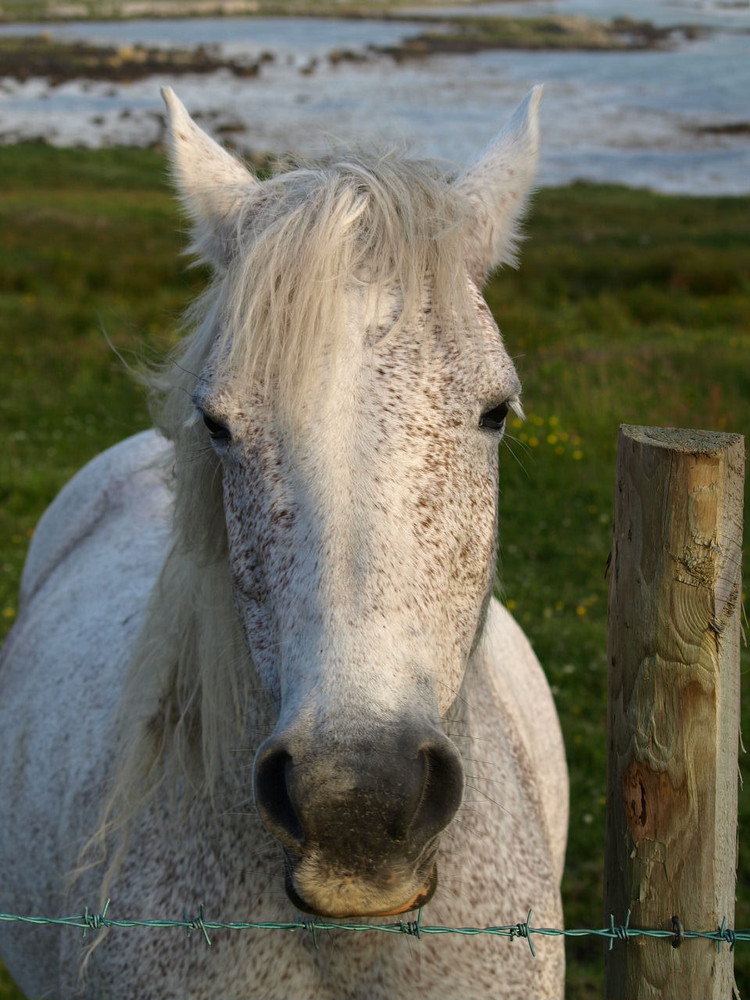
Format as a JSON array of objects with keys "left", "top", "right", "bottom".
[{"left": 159, "top": 87, "right": 541, "bottom": 919}]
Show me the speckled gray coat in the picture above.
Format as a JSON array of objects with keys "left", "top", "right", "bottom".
[{"left": 0, "top": 88, "right": 567, "bottom": 999}]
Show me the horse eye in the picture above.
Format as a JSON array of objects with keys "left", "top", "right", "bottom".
[
  {"left": 480, "top": 401, "right": 510, "bottom": 431},
  {"left": 202, "top": 412, "right": 231, "bottom": 443}
]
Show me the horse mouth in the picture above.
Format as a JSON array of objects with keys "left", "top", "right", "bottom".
[
  {"left": 283, "top": 856, "right": 438, "bottom": 919},
  {"left": 372, "top": 884, "right": 435, "bottom": 917}
]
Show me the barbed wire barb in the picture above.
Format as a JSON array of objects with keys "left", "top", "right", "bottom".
[
  {"left": 184, "top": 905, "right": 211, "bottom": 947},
  {"left": 508, "top": 909, "right": 535, "bottom": 957},
  {"left": 716, "top": 915, "right": 737, "bottom": 954},
  {"left": 297, "top": 917, "right": 319, "bottom": 950},
  {"left": 607, "top": 909, "right": 631, "bottom": 951},
  {"left": 397, "top": 908, "right": 422, "bottom": 938},
  {"left": 82, "top": 898, "right": 110, "bottom": 938}
]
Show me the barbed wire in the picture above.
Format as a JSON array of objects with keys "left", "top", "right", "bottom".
[{"left": 0, "top": 903, "right": 745, "bottom": 956}]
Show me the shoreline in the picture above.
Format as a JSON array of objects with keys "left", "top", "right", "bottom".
[
  {"left": 370, "top": 17, "right": 696, "bottom": 58},
  {"left": 0, "top": 35, "right": 272, "bottom": 82},
  {"left": 0, "top": 12, "right": 702, "bottom": 86}
]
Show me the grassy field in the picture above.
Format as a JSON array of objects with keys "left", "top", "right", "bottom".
[{"left": 0, "top": 144, "right": 748, "bottom": 998}]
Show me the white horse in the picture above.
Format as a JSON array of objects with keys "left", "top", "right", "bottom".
[{"left": 0, "top": 87, "right": 567, "bottom": 999}]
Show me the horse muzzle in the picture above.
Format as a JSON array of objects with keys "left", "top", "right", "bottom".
[
  {"left": 283, "top": 849, "right": 439, "bottom": 918},
  {"left": 253, "top": 721, "right": 463, "bottom": 917}
]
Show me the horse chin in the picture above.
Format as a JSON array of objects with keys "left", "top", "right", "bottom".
[{"left": 283, "top": 859, "right": 438, "bottom": 919}]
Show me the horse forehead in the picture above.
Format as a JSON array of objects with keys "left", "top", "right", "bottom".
[
  {"left": 371, "top": 310, "right": 515, "bottom": 403},
  {"left": 201, "top": 277, "right": 514, "bottom": 449}
]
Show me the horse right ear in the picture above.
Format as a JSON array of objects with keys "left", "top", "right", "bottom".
[
  {"left": 161, "top": 87, "right": 262, "bottom": 268},
  {"left": 455, "top": 86, "right": 542, "bottom": 284}
]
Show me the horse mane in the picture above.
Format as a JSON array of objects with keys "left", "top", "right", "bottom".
[{"left": 85, "top": 144, "right": 479, "bottom": 888}]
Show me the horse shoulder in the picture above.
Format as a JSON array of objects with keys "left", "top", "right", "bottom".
[
  {"left": 2, "top": 428, "right": 174, "bottom": 758},
  {"left": 19, "top": 429, "right": 172, "bottom": 606},
  {"left": 0, "top": 430, "right": 175, "bottom": 996},
  {"left": 475, "top": 596, "right": 569, "bottom": 882}
]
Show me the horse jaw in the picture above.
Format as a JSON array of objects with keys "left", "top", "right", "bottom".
[
  {"left": 161, "top": 86, "right": 261, "bottom": 268},
  {"left": 456, "top": 85, "right": 543, "bottom": 282}
]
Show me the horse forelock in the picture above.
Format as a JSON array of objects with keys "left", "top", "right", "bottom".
[{"left": 174, "top": 146, "right": 475, "bottom": 423}]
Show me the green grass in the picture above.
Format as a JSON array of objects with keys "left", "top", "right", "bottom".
[
  {"left": 0, "top": 145, "right": 748, "bottom": 999},
  {"left": 485, "top": 185, "right": 749, "bottom": 997}
]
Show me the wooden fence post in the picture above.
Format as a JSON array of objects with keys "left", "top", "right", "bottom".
[{"left": 604, "top": 425, "right": 744, "bottom": 999}]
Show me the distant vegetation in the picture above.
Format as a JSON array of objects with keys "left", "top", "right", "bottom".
[
  {"left": 374, "top": 15, "right": 690, "bottom": 59},
  {"left": 0, "top": 144, "right": 748, "bottom": 1000}
]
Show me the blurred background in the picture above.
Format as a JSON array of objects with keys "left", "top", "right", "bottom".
[{"left": 1, "top": 0, "right": 749, "bottom": 189}]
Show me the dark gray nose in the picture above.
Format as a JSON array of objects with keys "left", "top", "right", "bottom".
[{"left": 253, "top": 723, "right": 464, "bottom": 857}]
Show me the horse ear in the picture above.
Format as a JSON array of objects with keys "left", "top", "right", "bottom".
[
  {"left": 161, "top": 87, "right": 261, "bottom": 267},
  {"left": 456, "top": 86, "right": 542, "bottom": 283}
]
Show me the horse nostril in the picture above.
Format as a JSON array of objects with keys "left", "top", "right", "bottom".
[
  {"left": 253, "top": 742, "right": 304, "bottom": 846},
  {"left": 254, "top": 728, "right": 463, "bottom": 858},
  {"left": 412, "top": 737, "right": 464, "bottom": 843}
]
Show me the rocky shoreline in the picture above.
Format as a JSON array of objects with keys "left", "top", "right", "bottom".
[
  {"left": 0, "top": 34, "right": 273, "bottom": 83},
  {"left": 0, "top": 9, "right": 702, "bottom": 88},
  {"left": 372, "top": 16, "right": 697, "bottom": 58}
]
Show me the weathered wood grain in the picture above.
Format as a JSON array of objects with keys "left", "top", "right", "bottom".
[{"left": 604, "top": 425, "right": 744, "bottom": 999}]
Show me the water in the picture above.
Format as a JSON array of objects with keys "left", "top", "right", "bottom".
[{"left": 0, "top": 3, "right": 748, "bottom": 193}]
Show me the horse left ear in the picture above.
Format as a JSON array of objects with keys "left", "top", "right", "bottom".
[
  {"left": 161, "top": 87, "right": 261, "bottom": 268},
  {"left": 455, "top": 86, "right": 542, "bottom": 283}
]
